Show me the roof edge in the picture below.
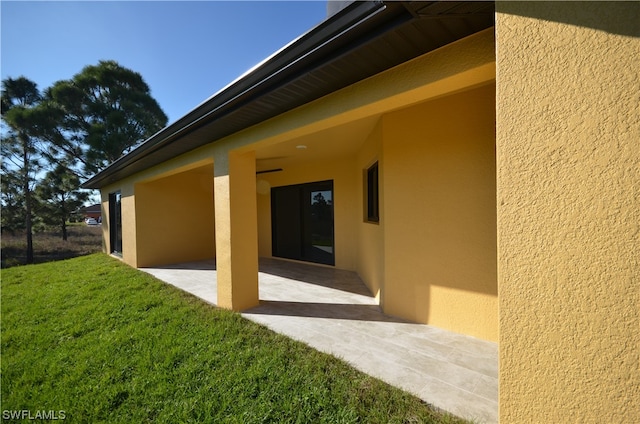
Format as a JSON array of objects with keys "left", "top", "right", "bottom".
[{"left": 82, "top": 1, "right": 386, "bottom": 189}]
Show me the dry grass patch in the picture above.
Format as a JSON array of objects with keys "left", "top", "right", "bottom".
[{"left": 1, "top": 224, "right": 102, "bottom": 268}]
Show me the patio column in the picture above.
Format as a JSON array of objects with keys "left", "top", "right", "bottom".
[{"left": 213, "top": 150, "right": 259, "bottom": 311}]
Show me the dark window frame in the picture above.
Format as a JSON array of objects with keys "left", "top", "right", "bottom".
[
  {"left": 108, "top": 191, "right": 122, "bottom": 256},
  {"left": 366, "top": 162, "right": 379, "bottom": 223}
]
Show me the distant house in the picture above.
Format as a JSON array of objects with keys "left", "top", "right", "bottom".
[
  {"left": 82, "top": 2, "right": 639, "bottom": 423},
  {"left": 79, "top": 204, "right": 101, "bottom": 221}
]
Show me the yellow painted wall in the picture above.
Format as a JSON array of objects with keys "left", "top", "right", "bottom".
[
  {"left": 98, "top": 150, "right": 219, "bottom": 268},
  {"left": 256, "top": 156, "right": 359, "bottom": 271},
  {"left": 354, "top": 119, "right": 385, "bottom": 301},
  {"left": 134, "top": 164, "right": 215, "bottom": 267},
  {"left": 496, "top": 2, "right": 640, "bottom": 422},
  {"left": 383, "top": 84, "right": 497, "bottom": 341},
  {"left": 100, "top": 192, "right": 110, "bottom": 254}
]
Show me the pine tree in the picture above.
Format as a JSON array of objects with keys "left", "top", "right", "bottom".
[
  {"left": 35, "top": 164, "right": 88, "bottom": 241},
  {"left": 1, "top": 77, "right": 44, "bottom": 263},
  {"left": 42, "top": 60, "right": 168, "bottom": 177}
]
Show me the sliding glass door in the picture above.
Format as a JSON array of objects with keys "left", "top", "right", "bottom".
[{"left": 271, "top": 180, "right": 334, "bottom": 265}]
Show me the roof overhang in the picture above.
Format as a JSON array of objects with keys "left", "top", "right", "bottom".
[{"left": 82, "top": 1, "right": 494, "bottom": 189}]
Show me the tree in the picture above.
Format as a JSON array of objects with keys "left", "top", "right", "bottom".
[
  {"left": 43, "top": 60, "right": 168, "bottom": 177},
  {"left": 35, "top": 164, "right": 88, "bottom": 241},
  {"left": 0, "top": 170, "right": 25, "bottom": 233},
  {"left": 1, "top": 77, "right": 46, "bottom": 263}
]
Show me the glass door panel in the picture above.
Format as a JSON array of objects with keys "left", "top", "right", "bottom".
[{"left": 271, "top": 180, "right": 334, "bottom": 266}]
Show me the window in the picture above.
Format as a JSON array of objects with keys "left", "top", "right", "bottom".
[
  {"left": 109, "top": 191, "right": 122, "bottom": 256},
  {"left": 366, "top": 162, "right": 379, "bottom": 223}
]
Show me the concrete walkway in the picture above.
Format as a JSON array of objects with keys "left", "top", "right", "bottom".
[{"left": 142, "top": 258, "right": 498, "bottom": 423}]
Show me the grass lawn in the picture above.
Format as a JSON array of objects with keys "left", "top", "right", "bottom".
[{"left": 1, "top": 254, "right": 467, "bottom": 423}]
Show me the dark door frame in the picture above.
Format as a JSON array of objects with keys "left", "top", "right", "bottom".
[
  {"left": 109, "top": 191, "right": 122, "bottom": 256},
  {"left": 271, "top": 180, "right": 335, "bottom": 266}
]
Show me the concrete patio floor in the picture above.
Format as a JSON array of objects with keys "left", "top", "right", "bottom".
[{"left": 142, "top": 257, "right": 498, "bottom": 423}]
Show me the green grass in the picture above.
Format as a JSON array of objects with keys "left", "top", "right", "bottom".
[{"left": 1, "top": 254, "right": 467, "bottom": 423}]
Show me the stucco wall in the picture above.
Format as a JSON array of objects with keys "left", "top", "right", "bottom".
[
  {"left": 383, "top": 84, "right": 497, "bottom": 341},
  {"left": 99, "top": 150, "right": 218, "bottom": 268},
  {"left": 496, "top": 2, "right": 640, "bottom": 422},
  {"left": 355, "top": 119, "right": 385, "bottom": 301},
  {"left": 99, "top": 192, "right": 110, "bottom": 254},
  {"left": 134, "top": 164, "right": 215, "bottom": 267}
]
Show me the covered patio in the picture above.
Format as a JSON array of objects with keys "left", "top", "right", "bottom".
[{"left": 142, "top": 258, "right": 498, "bottom": 423}]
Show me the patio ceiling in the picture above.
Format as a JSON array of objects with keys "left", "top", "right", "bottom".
[{"left": 255, "top": 115, "right": 380, "bottom": 172}]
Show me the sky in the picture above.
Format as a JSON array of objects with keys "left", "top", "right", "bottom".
[{"left": 1, "top": 1, "right": 329, "bottom": 125}]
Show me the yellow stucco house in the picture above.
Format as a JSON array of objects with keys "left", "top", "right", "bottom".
[{"left": 83, "top": 1, "right": 639, "bottom": 422}]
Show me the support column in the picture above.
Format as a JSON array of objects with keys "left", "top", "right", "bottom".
[{"left": 213, "top": 150, "right": 259, "bottom": 311}]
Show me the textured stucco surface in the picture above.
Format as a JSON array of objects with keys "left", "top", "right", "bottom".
[
  {"left": 384, "top": 85, "right": 497, "bottom": 341},
  {"left": 135, "top": 164, "right": 215, "bottom": 267},
  {"left": 496, "top": 2, "right": 640, "bottom": 422},
  {"left": 355, "top": 119, "right": 384, "bottom": 302},
  {"left": 214, "top": 150, "right": 260, "bottom": 311}
]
